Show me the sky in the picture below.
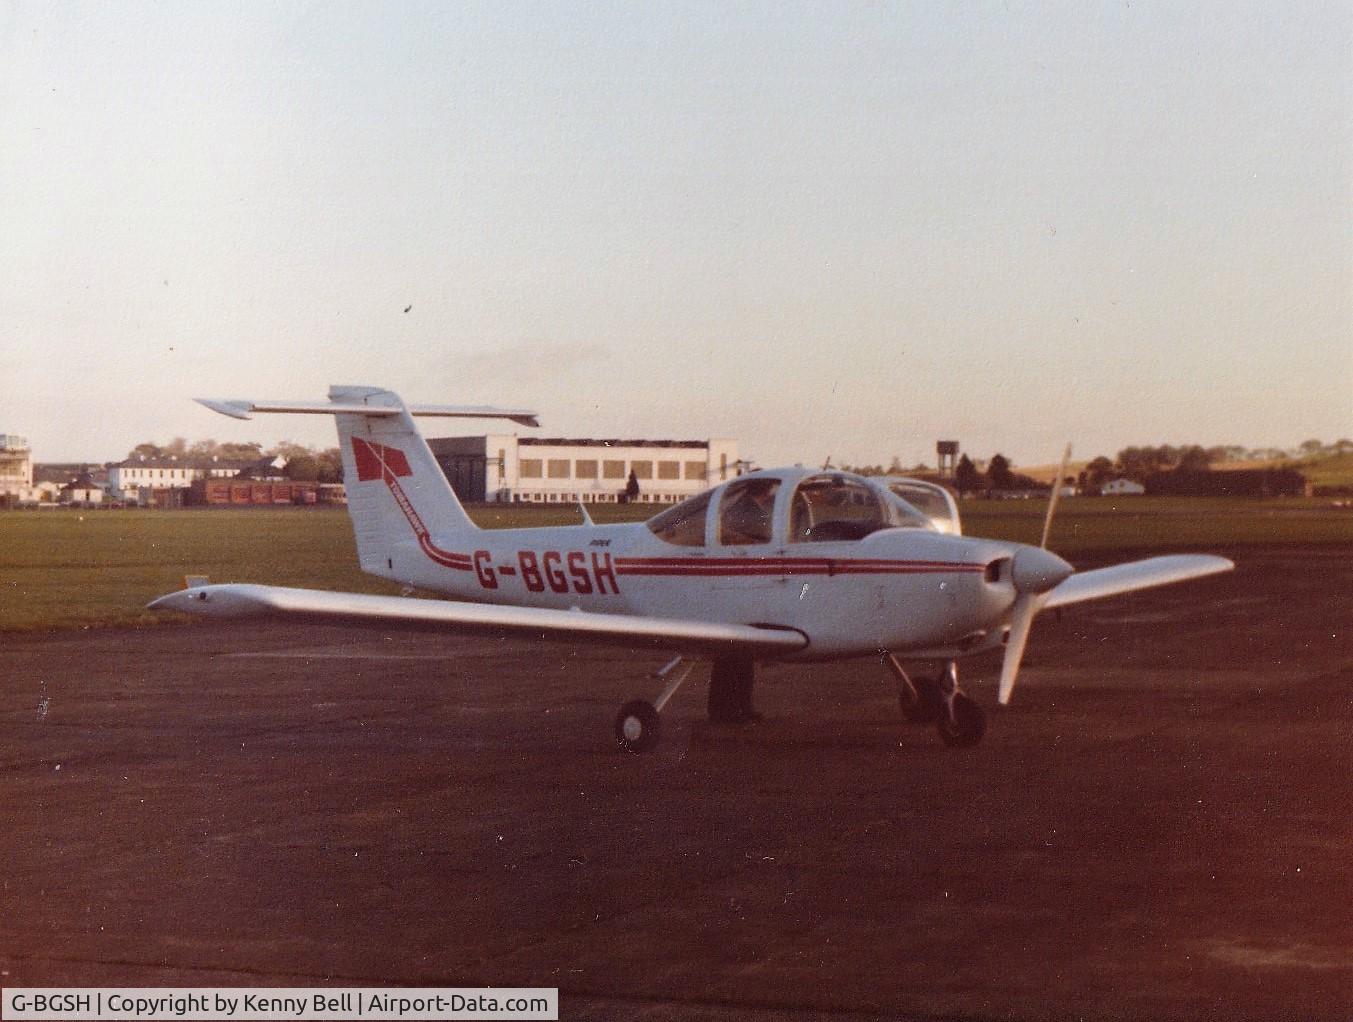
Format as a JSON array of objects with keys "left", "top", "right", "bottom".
[{"left": 2, "top": 1, "right": 1350, "bottom": 468}]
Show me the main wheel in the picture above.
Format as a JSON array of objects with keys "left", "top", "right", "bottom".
[
  {"left": 937, "top": 693, "right": 986, "bottom": 748},
  {"left": 615, "top": 699, "right": 661, "bottom": 753},
  {"left": 901, "top": 675, "right": 943, "bottom": 724}
]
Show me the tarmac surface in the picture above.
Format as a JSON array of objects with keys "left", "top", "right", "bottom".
[{"left": 2, "top": 544, "right": 1351, "bottom": 1020}]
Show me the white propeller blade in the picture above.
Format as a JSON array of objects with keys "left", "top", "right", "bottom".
[
  {"left": 998, "top": 593, "right": 1040, "bottom": 705},
  {"left": 1001, "top": 454, "right": 1075, "bottom": 705},
  {"left": 1039, "top": 442, "right": 1072, "bottom": 549}
]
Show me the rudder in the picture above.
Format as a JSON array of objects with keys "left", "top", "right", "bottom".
[{"left": 330, "top": 386, "right": 478, "bottom": 578}]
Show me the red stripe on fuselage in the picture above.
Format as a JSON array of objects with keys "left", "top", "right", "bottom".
[{"left": 614, "top": 557, "right": 980, "bottom": 577}]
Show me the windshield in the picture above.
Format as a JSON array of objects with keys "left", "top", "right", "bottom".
[
  {"left": 881, "top": 491, "right": 937, "bottom": 529},
  {"left": 646, "top": 490, "right": 711, "bottom": 546},
  {"left": 887, "top": 480, "right": 957, "bottom": 533}
]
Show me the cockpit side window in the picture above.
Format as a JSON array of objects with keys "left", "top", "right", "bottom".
[
  {"left": 789, "top": 475, "right": 887, "bottom": 543},
  {"left": 718, "top": 478, "right": 780, "bottom": 546},
  {"left": 646, "top": 490, "right": 712, "bottom": 547}
]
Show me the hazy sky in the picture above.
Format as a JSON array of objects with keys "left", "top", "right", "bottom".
[{"left": 3, "top": 1, "right": 1349, "bottom": 467}]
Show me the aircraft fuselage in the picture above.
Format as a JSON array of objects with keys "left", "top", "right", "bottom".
[{"left": 380, "top": 521, "right": 1017, "bottom": 661}]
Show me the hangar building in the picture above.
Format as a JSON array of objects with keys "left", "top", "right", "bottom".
[{"left": 428, "top": 435, "right": 739, "bottom": 504}]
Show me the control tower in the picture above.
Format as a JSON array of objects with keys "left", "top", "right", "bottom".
[{"left": 0, "top": 435, "right": 33, "bottom": 494}]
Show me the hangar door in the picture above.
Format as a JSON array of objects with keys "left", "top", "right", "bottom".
[{"left": 437, "top": 454, "right": 487, "bottom": 502}]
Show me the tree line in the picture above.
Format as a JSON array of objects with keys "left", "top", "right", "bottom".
[{"left": 851, "top": 435, "right": 1353, "bottom": 497}]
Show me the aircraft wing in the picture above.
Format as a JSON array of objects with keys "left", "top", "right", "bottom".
[
  {"left": 148, "top": 584, "right": 807, "bottom": 657},
  {"left": 1042, "top": 554, "right": 1234, "bottom": 611}
]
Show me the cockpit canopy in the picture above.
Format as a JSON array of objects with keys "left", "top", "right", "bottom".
[
  {"left": 882, "top": 477, "right": 962, "bottom": 535},
  {"left": 646, "top": 469, "right": 947, "bottom": 548}
]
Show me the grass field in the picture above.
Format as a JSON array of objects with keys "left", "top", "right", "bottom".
[
  {"left": 961, "top": 495, "right": 1353, "bottom": 550},
  {"left": 3, "top": 497, "right": 1351, "bottom": 632}
]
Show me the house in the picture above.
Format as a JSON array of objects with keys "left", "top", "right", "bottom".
[
  {"left": 106, "top": 456, "right": 262, "bottom": 501},
  {"left": 59, "top": 471, "right": 106, "bottom": 506},
  {"left": 1101, "top": 478, "right": 1146, "bottom": 496}
]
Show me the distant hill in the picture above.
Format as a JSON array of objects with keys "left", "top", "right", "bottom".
[
  {"left": 1019, "top": 461, "right": 1087, "bottom": 484},
  {"left": 1019, "top": 451, "right": 1353, "bottom": 492},
  {"left": 1298, "top": 452, "right": 1353, "bottom": 489}
]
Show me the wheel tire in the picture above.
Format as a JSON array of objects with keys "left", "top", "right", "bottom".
[
  {"left": 937, "top": 693, "right": 986, "bottom": 748},
  {"left": 615, "top": 699, "right": 661, "bottom": 753},
  {"left": 901, "top": 676, "right": 943, "bottom": 725}
]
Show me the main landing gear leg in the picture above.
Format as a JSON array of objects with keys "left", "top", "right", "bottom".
[
  {"left": 885, "top": 654, "right": 986, "bottom": 748},
  {"left": 614, "top": 656, "right": 695, "bottom": 754},
  {"left": 708, "top": 656, "right": 759, "bottom": 725}
]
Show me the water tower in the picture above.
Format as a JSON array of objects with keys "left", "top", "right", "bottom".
[{"left": 936, "top": 440, "right": 959, "bottom": 477}]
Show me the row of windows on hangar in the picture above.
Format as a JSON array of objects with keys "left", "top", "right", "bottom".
[
  {"left": 516, "top": 458, "right": 712, "bottom": 481},
  {"left": 513, "top": 491, "right": 689, "bottom": 504}
]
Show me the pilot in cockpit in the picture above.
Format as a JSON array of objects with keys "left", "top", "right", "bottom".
[{"left": 719, "top": 478, "right": 779, "bottom": 546}]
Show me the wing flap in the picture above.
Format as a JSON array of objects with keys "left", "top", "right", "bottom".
[
  {"left": 1043, "top": 554, "right": 1234, "bottom": 610},
  {"left": 149, "top": 584, "right": 807, "bottom": 657}
]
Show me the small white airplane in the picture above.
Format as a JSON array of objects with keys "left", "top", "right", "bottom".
[{"left": 151, "top": 386, "right": 1233, "bottom": 752}]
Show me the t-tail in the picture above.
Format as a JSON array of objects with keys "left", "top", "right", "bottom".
[{"left": 195, "top": 385, "right": 539, "bottom": 581}]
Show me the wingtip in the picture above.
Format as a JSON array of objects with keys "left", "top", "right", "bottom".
[
  {"left": 146, "top": 590, "right": 184, "bottom": 611},
  {"left": 196, "top": 398, "right": 253, "bottom": 420}
]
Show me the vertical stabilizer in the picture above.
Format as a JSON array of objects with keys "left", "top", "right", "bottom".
[{"left": 329, "top": 386, "right": 478, "bottom": 578}]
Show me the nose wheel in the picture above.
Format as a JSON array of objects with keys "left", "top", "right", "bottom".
[
  {"left": 885, "top": 654, "right": 987, "bottom": 748},
  {"left": 937, "top": 691, "right": 986, "bottom": 748}
]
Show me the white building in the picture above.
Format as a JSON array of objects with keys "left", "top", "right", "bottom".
[
  {"left": 59, "top": 472, "right": 105, "bottom": 506},
  {"left": 428, "top": 435, "right": 739, "bottom": 504},
  {"left": 106, "top": 457, "right": 275, "bottom": 501},
  {"left": 10, "top": 480, "right": 60, "bottom": 505},
  {"left": 1101, "top": 478, "right": 1146, "bottom": 496},
  {"left": 0, "top": 435, "right": 33, "bottom": 495}
]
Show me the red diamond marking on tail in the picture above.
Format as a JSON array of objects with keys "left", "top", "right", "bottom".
[
  {"left": 382, "top": 445, "right": 412, "bottom": 477},
  {"left": 351, "top": 437, "right": 412, "bottom": 482}
]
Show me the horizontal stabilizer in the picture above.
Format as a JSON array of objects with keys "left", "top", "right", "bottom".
[
  {"left": 148, "top": 584, "right": 808, "bottom": 658},
  {"left": 1043, "top": 554, "right": 1234, "bottom": 610},
  {"left": 197, "top": 397, "right": 539, "bottom": 427}
]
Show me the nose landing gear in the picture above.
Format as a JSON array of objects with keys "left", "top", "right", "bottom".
[{"left": 885, "top": 654, "right": 987, "bottom": 748}]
